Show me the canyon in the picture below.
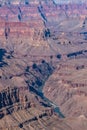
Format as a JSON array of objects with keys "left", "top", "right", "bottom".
[{"left": 0, "top": 0, "right": 87, "bottom": 130}]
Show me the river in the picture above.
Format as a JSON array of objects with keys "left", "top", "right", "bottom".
[{"left": 29, "top": 85, "right": 65, "bottom": 118}]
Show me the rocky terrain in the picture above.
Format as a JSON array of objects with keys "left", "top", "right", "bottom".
[{"left": 0, "top": 0, "right": 87, "bottom": 130}]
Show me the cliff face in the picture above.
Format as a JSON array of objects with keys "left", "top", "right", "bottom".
[
  {"left": 0, "top": 1, "right": 87, "bottom": 46},
  {"left": 0, "top": 87, "right": 19, "bottom": 109}
]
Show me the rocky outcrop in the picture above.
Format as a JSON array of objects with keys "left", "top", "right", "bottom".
[
  {"left": 26, "top": 61, "right": 54, "bottom": 93},
  {"left": 0, "top": 86, "right": 29, "bottom": 118},
  {"left": 0, "top": 87, "right": 19, "bottom": 109}
]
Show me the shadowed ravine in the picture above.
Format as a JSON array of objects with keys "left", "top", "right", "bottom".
[{"left": 27, "top": 63, "right": 65, "bottom": 118}]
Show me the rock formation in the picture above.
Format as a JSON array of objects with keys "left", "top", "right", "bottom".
[{"left": 0, "top": 0, "right": 87, "bottom": 130}]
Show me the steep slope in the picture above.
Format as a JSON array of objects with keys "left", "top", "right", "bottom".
[{"left": 43, "top": 58, "right": 87, "bottom": 117}]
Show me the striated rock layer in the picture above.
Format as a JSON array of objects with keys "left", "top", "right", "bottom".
[{"left": 0, "top": 0, "right": 87, "bottom": 130}]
